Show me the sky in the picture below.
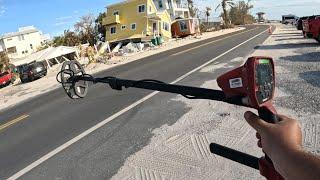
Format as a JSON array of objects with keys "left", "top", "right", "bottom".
[{"left": 0, "top": 0, "right": 319, "bottom": 37}]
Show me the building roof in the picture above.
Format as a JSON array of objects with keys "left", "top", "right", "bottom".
[
  {"left": 0, "top": 27, "right": 39, "bottom": 39},
  {"left": 106, "top": 0, "right": 136, "bottom": 8},
  {"left": 10, "top": 46, "right": 79, "bottom": 66}
]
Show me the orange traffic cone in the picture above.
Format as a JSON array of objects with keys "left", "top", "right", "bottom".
[{"left": 268, "top": 26, "right": 272, "bottom": 34}]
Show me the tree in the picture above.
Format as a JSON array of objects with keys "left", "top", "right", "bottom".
[
  {"left": 187, "top": 0, "right": 196, "bottom": 17},
  {"left": 53, "top": 36, "right": 65, "bottom": 47},
  {"left": 0, "top": 51, "right": 10, "bottom": 72},
  {"left": 52, "top": 30, "right": 80, "bottom": 47},
  {"left": 74, "top": 14, "right": 97, "bottom": 45},
  {"left": 229, "top": 0, "right": 254, "bottom": 25},
  {"left": 95, "top": 13, "right": 107, "bottom": 41},
  {"left": 63, "top": 30, "right": 81, "bottom": 46},
  {"left": 205, "top": 7, "right": 212, "bottom": 24},
  {"left": 215, "top": 0, "right": 235, "bottom": 27}
]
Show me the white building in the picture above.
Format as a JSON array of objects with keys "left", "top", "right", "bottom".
[
  {"left": 153, "top": 0, "right": 190, "bottom": 20},
  {"left": 0, "top": 26, "right": 50, "bottom": 59}
]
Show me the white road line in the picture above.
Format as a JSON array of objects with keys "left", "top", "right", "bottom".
[{"left": 7, "top": 27, "right": 268, "bottom": 180}]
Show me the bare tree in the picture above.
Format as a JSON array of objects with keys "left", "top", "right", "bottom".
[
  {"left": 215, "top": 0, "right": 234, "bottom": 27},
  {"left": 187, "top": 0, "right": 196, "bottom": 17},
  {"left": 74, "top": 14, "right": 97, "bottom": 45},
  {"left": 205, "top": 7, "right": 212, "bottom": 24}
]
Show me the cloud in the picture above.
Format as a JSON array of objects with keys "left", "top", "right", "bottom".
[
  {"left": 0, "top": 6, "right": 6, "bottom": 16},
  {"left": 53, "top": 21, "right": 73, "bottom": 26},
  {"left": 55, "top": 16, "right": 73, "bottom": 21},
  {"left": 53, "top": 10, "right": 80, "bottom": 27}
]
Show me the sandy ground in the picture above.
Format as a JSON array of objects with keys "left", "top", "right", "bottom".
[
  {"left": 0, "top": 27, "right": 245, "bottom": 111},
  {"left": 110, "top": 24, "right": 320, "bottom": 180}
]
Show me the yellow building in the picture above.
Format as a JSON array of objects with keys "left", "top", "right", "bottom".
[{"left": 103, "top": 0, "right": 172, "bottom": 43}]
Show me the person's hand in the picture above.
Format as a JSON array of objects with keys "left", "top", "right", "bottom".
[{"left": 244, "top": 111, "right": 302, "bottom": 174}]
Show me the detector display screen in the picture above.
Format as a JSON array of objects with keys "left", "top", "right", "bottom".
[{"left": 255, "top": 59, "right": 274, "bottom": 104}]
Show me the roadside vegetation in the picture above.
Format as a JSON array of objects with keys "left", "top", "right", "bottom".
[
  {"left": 49, "top": 0, "right": 256, "bottom": 47},
  {"left": 0, "top": 51, "right": 10, "bottom": 72}
]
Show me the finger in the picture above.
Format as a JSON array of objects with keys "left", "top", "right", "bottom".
[
  {"left": 256, "top": 132, "right": 261, "bottom": 139},
  {"left": 258, "top": 140, "right": 262, "bottom": 148},
  {"left": 244, "top": 111, "right": 270, "bottom": 133}
]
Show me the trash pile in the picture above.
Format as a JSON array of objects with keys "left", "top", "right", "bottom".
[{"left": 75, "top": 35, "right": 168, "bottom": 65}]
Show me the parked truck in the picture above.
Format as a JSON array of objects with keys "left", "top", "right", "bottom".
[
  {"left": 0, "top": 71, "right": 15, "bottom": 88},
  {"left": 302, "top": 15, "right": 320, "bottom": 42},
  {"left": 282, "top": 14, "right": 297, "bottom": 25}
]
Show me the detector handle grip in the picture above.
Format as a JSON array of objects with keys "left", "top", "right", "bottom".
[
  {"left": 258, "top": 106, "right": 279, "bottom": 163},
  {"left": 257, "top": 106, "right": 284, "bottom": 180},
  {"left": 258, "top": 106, "right": 279, "bottom": 124}
]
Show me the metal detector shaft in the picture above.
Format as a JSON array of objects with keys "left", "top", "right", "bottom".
[{"left": 78, "top": 76, "right": 245, "bottom": 106}]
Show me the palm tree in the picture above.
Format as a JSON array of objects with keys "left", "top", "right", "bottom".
[
  {"left": 187, "top": 0, "right": 195, "bottom": 17},
  {"left": 205, "top": 7, "right": 212, "bottom": 24},
  {"left": 215, "top": 0, "right": 234, "bottom": 26}
]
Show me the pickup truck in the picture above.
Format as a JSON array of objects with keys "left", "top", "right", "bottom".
[
  {"left": 302, "top": 15, "right": 320, "bottom": 42},
  {"left": 0, "top": 71, "right": 15, "bottom": 88}
]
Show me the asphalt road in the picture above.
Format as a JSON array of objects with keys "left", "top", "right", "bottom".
[{"left": 0, "top": 25, "right": 271, "bottom": 179}]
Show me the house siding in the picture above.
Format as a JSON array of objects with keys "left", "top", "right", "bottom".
[{"left": 104, "top": 0, "right": 171, "bottom": 42}]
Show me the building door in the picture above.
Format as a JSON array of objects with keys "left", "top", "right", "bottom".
[{"left": 153, "top": 22, "right": 157, "bottom": 32}]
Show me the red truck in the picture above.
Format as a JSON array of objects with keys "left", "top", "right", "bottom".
[
  {"left": 302, "top": 15, "right": 320, "bottom": 42},
  {"left": 0, "top": 71, "right": 15, "bottom": 88}
]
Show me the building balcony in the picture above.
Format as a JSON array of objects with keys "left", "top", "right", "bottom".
[
  {"left": 147, "top": 13, "right": 162, "bottom": 21},
  {"left": 103, "top": 15, "right": 121, "bottom": 26},
  {"left": 175, "top": 3, "right": 188, "bottom": 9}
]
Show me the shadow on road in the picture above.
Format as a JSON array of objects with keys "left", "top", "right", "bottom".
[
  {"left": 271, "top": 34, "right": 302, "bottom": 38},
  {"left": 272, "top": 32, "right": 302, "bottom": 35},
  {"left": 279, "top": 29, "right": 301, "bottom": 32},
  {"left": 255, "top": 42, "right": 319, "bottom": 50},
  {"left": 280, "top": 52, "right": 320, "bottom": 62},
  {"left": 299, "top": 71, "right": 320, "bottom": 87},
  {"left": 275, "top": 37, "right": 305, "bottom": 41}
]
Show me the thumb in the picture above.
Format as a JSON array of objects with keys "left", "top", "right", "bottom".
[{"left": 244, "top": 111, "right": 270, "bottom": 133}]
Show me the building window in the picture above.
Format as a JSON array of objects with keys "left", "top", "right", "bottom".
[
  {"left": 30, "top": 44, "right": 33, "bottom": 49},
  {"left": 179, "top": 21, "right": 188, "bottom": 31},
  {"left": 121, "top": 25, "right": 126, "bottom": 30},
  {"left": 7, "top": 47, "right": 17, "bottom": 54},
  {"left": 131, "top": 23, "right": 136, "bottom": 30},
  {"left": 163, "top": 22, "right": 169, "bottom": 31},
  {"left": 18, "top": 35, "right": 25, "bottom": 41},
  {"left": 158, "top": 0, "right": 163, "bottom": 8},
  {"left": 113, "top": 11, "right": 119, "bottom": 15},
  {"left": 138, "top": 5, "right": 145, "bottom": 13},
  {"left": 7, "top": 38, "right": 12, "bottom": 41},
  {"left": 110, "top": 27, "right": 116, "bottom": 34},
  {"left": 149, "top": 6, "right": 152, "bottom": 13}
]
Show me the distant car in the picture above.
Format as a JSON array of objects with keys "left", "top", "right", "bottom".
[
  {"left": 20, "top": 62, "right": 47, "bottom": 83},
  {"left": 0, "top": 71, "right": 15, "bottom": 88}
]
